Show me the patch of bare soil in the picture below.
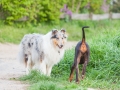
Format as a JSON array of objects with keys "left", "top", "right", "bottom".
[
  {"left": 0, "top": 43, "right": 29, "bottom": 90},
  {"left": 0, "top": 42, "right": 77, "bottom": 90}
]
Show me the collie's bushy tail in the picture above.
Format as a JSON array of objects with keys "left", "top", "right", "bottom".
[{"left": 17, "top": 43, "right": 25, "bottom": 64}]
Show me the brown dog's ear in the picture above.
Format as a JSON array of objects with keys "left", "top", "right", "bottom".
[
  {"left": 52, "top": 29, "right": 58, "bottom": 35},
  {"left": 61, "top": 29, "right": 66, "bottom": 34}
]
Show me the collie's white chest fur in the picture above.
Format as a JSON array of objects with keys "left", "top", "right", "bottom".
[{"left": 41, "top": 32, "right": 65, "bottom": 67}]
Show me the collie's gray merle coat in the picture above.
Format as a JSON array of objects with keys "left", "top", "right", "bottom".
[{"left": 18, "top": 29, "right": 67, "bottom": 76}]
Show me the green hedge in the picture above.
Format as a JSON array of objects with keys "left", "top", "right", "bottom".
[{"left": 0, "top": 0, "right": 66, "bottom": 25}]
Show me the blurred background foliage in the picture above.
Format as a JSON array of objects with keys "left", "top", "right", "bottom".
[
  {"left": 111, "top": 0, "right": 120, "bottom": 13},
  {"left": 0, "top": 0, "right": 119, "bottom": 25}
]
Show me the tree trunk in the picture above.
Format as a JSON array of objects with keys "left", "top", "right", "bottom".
[{"left": 76, "top": 0, "right": 81, "bottom": 13}]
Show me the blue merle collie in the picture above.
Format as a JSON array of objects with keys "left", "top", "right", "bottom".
[{"left": 18, "top": 29, "right": 67, "bottom": 76}]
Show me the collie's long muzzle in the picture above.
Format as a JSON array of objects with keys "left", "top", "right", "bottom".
[{"left": 57, "top": 44, "right": 63, "bottom": 49}]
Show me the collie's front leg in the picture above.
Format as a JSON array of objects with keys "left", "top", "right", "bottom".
[
  {"left": 46, "top": 65, "right": 52, "bottom": 76},
  {"left": 39, "top": 61, "right": 46, "bottom": 75}
]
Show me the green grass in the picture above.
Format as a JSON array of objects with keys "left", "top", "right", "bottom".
[
  {"left": 19, "top": 19, "right": 120, "bottom": 90},
  {"left": 0, "top": 19, "right": 120, "bottom": 89},
  {"left": 1, "top": 19, "right": 120, "bottom": 43}
]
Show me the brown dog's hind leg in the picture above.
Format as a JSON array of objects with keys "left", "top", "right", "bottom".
[
  {"left": 75, "top": 63, "right": 80, "bottom": 83},
  {"left": 69, "top": 63, "right": 75, "bottom": 82},
  {"left": 75, "top": 53, "right": 81, "bottom": 83}
]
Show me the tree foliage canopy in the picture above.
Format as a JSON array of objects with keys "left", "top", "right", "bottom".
[
  {"left": 0, "top": 0, "right": 111, "bottom": 25},
  {"left": 111, "top": 0, "right": 120, "bottom": 13},
  {"left": 0, "top": 0, "right": 66, "bottom": 24}
]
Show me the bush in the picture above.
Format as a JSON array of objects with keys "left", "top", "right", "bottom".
[{"left": 0, "top": 0, "right": 65, "bottom": 25}]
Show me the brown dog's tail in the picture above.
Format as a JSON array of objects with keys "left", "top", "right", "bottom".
[{"left": 82, "top": 26, "right": 89, "bottom": 42}]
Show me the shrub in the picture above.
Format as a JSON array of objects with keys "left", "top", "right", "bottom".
[{"left": 0, "top": 0, "right": 65, "bottom": 25}]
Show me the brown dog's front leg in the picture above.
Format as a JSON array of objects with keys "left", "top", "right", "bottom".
[{"left": 81, "top": 60, "right": 87, "bottom": 79}]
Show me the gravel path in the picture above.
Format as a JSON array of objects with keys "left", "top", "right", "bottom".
[{"left": 0, "top": 42, "right": 77, "bottom": 90}]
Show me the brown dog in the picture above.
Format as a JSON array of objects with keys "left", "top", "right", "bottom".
[{"left": 69, "top": 26, "right": 90, "bottom": 83}]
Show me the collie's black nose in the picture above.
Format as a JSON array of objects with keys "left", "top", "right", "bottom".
[{"left": 60, "top": 45, "right": 63, "bottom": 48}]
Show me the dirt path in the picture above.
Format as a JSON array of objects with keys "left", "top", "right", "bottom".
[{"left": 0, "top": 42, "right": 77, "bottom": 90}]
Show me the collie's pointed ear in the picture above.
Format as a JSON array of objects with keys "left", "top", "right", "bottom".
[
  {"left": 61, "top": 29, "right": 66, "bottom": 33},
  {"left": 52, "top": 29, "right": 58, "bottom": 35}
]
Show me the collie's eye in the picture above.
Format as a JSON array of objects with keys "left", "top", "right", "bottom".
[
  {"left": 62, "top": 38, "right": 63, "bottom": 39},
  {"left": 64, "top": 36, "right": 66, "bottom": 38}
]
